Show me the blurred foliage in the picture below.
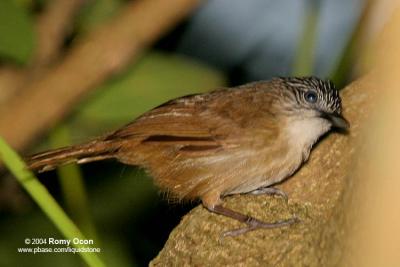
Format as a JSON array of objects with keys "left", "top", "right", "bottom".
[
  {"left": 0, "top": 0, "right": 34, "bottom": 64},
  {"left": 11, "top": 0, "right": 34, "bottom": 9},
  {"left": 330, "top": 0, "right": 372, "bottom": 87},
  {"left": 292, "top": 0, "right": 319, "bottom": 76},
  {"left": 76, "top": 0, "right": 123, "bottom": 33}
]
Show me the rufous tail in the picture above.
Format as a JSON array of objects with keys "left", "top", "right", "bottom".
[{"left": 27, "top": 140, "right": 122, "bottom": 173}]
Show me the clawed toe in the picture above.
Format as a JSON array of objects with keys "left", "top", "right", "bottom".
[{"left": 221, "top": 216, "right": 299, "bottom": 238}]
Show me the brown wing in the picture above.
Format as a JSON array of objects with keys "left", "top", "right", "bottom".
[
  {"left": 104, "top": 86, "right": 280, "bottom": 155},
  {"left": 105, "top": 84, "right": 279, "bottom": 164},
  {"left": 104, "top": 91, "right": 239, "bottom": 154}
]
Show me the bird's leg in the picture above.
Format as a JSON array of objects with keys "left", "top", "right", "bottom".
[
  {"left": 206, "top": 204, "right": 298, "bottom": 237},
  {"left": 249, "top": 186, "right": 288, "bottom": 201}
]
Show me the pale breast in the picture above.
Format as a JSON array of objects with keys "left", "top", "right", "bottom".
[{"left": 226, "top": 117, "right": 332, "bottom": 195}]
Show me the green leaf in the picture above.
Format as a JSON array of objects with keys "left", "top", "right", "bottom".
[{"left": 0, "top": 0, "right": 34, "bottom": 64}]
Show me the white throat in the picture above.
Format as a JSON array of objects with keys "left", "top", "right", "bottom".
[{"left": 285, "top": 117, "right": 332, "bottom": 158}]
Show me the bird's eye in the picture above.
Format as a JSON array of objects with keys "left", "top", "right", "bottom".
[{"left": 304, "top": 91, "right": 318, "bottom": 103}]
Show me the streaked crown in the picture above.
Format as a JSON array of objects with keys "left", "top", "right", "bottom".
[{"left": 278, "top": 76, "right": 342, "bottom": 115}]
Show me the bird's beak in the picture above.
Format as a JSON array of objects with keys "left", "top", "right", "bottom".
[{"left": 321, "top": 112, "right": 350, "bottom": 131}]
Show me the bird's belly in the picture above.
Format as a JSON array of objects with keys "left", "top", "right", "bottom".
[{"left": 224, "top": 150, "right": 304, "bottom": 196}]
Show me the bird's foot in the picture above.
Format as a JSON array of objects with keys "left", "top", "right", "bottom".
[{"left": 207, "top": 204, "right": 299, "bottom": 238}]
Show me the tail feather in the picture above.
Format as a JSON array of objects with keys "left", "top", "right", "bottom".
[{"left": 27, "top": 140, "right": 121, "bottom": 173}]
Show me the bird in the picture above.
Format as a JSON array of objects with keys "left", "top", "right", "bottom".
[{"left": 27, "top": 76, "right": 349, "bottom": 237}]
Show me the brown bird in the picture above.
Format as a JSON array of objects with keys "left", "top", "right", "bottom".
[{"left": 27, "top": 77, "right": 349, "bottom": 236}]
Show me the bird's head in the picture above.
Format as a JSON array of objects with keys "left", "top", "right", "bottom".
[{"left": 277, "top": 76, "right": 349, "bottom": 131}]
